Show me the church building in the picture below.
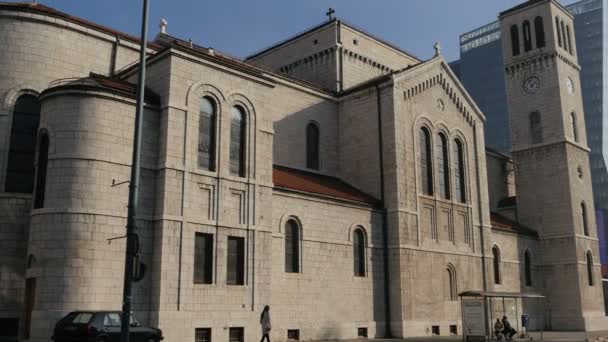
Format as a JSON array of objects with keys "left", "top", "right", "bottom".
[{"left": 0, "top": 1, "right": 606, "bottom": 341}]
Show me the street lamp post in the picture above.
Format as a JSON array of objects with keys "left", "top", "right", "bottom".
[{"left": 120, "top": 1, "right": 150, "bottom": 342}]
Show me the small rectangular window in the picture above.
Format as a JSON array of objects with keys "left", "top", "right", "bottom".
[
  {"left": 227, "top": 236, "right": 245, "bottom": 285},
  {"left": 229, "top": 327, "right": 244, "bottom": 342},
  {"left": 194, "top": 233, "right": 214, "bottom": 284},
  {"left": 432, "top": 326, "right": 440, "bottom": 336},
  {"left": 195, "top": 328, "right": 212, "bottom": 342},
  {"left": 287, "top": 329, "right": 300, "bottom": 340},
  {"left": 358, "top": 327, "right": 368, "bottom": 338},
  {"left": 450, "top": 325, "right": 458, "bottom": 335},
  {"left": 73, "top": 313, "right": 94, "bottom": 324}
]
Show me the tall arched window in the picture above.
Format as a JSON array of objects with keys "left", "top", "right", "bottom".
[
  {"left": 446, "top": 264, "right": 457, "bottom": 301},
  {"left": 493, "top": 246, "right": 501, "bottom": 284},
  {"left": 353, "top": 228, "right": 366, "bottom": 277},
  {"left": 534, "top": 16, "right": 546, "bottom": 48},
  {"left": 571, "top": 112, "right": 579, "bottom": 142},
  {"left": 556, "top": 17, "right": 563, "bottom": 48},
  {"left": 524, "top": 250, "right": 532, "bottom": 287},
  {"left": 420, "top": 127, "right": 433, "bottom": 195},
  {"left": 454, "top": 139, "right": 466, "bottom": 203},
  {"left": 523, "top": 20, "right": 533, "bottom": 52},
  {"left": 582, "top": 202, "right": 589, "bottom": 236},
  {"left": 306, "top": 122, "right": 320, "bottom": 170},
  {"left": 530, "top": 111, "right": 543, "bottom": 144},
  {"left": 230, "top": 106, "right": 246, "bottom": 177},
  {"left": 560, "top": 20, "right": 568, "bottom": 52},
  {"left": 510, "top": 25, "right": 521, "bottom": 56},
  {"left": 6, "top": 94, "right": 41, "bottom": 193},
  {"left": 586, "top": 251, "right": 594, "bottom": 286},
  {"left": 437, "top": 133, "right": 450, "bottom": 200},
  {"left": 33, "top": 132, "right": 49, "bottom": 209},
  {"left": 198, "top": 97, "right": 217, "bottom": 171},
  {"left": 285, "top": 219, "right": 300, "bottom": 273},
  {"left": 566, "top": 25, "right": 573, "bottom": 55}
]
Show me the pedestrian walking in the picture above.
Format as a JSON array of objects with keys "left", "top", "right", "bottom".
[
  {"left": 260, "top": 305, "right": 271, "bottom": 342},
  {"left": 502, "top": 316, "right": 516, "bottom": 341}
]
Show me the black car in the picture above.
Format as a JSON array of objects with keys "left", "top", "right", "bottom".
[{"left": 51, "top": 311, "right": 163, "bottom": 342}]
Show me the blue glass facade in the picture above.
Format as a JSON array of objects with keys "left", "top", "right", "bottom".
[{"left": 452, "top": 0, "right": 608, "bottom": 272}]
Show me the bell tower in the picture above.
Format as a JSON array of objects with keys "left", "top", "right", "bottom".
[{"left": 499, "top": 0, "right": 606, "bottom": 330}]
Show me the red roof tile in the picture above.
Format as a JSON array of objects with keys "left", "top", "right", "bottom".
[
  {"left": 273, "top": 165, "right": 380, "bottom": 206},
  {"left": 42, "top": 73, "right": 160, "bottom": 106},
  {"left": 491, "top": 212, "right": 538, "bottom": 237}
]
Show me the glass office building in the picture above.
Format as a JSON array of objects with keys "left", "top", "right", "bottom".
[{"left": 451, "top": 0, "right": 608, "bottom": 272}]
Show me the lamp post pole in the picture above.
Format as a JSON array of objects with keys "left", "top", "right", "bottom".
[{"left": 120, "top": 1, "right": 149, "bottom": 341}]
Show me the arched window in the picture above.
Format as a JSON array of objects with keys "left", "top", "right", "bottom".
[
  {"left": 582, "top": 202, "right": 589, "bottom": 236},
  {"left": 306, "top": 122, "right": 320, "bottom": 170},
  {"left": 198, "top": 97, "right": 217, "bottom": 171},
  {"left": 524, "top": 250, "right": 532, "bottom": 287},
  {"left": 420, "top": 127, "right": 433, "bottom": 195},
  {"left": 454, "top": 139, "right": 466, "bottom": 203},
  {"left": 556, "top": 17, "right": 563, "bottom": 48},
  {"left": 437, "top": 133, "right": 450, "bottom": 200},
  {"left": 530, "top": 111, "right": 543, "bottom": 144},
  {"left": 560, "top": 20, "right": 568, "bottom": 52},
  {"left": 33, "top": 132, "right": 49, "bottom": 209},
  {"left": 230, "top": 106, "right": 246, "bottom": 177},
  {"left": 5, "top": 94, "right": 41, "bottom": 193},
  {"left": 586, "top": 251, "right": 594, "bottom": 286},
  {"left": 571, "top": 112, "right": 579, "bottom": 142},
  {"left": 353, "top": 228, "right": 366, "bottom": 277},
  {"left": 523, "top": 20, "right": 533, "bottom": 52},
  {"left": 285, "top": 219, "right": 300, "bottom": 273},
  {"left": 493, "top": 246, "right": 501, "bottom": 284},
  {"left": 534, "top": 16, "right": 546, "bottom": 48},
  {"left": 566, "top": 25, "right": 573, "bottom": 55},
  {"left": 446, "top": 264, "right": 457, "bottom": 301},
  {"left": 510, "top": 25, "right": 521, "bottom": 56}
]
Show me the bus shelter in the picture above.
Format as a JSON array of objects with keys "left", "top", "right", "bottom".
[{"left": 459, "top": 291, "right": 545, "bottom": 342}]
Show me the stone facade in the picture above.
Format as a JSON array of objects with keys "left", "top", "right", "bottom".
[{"left": 0, "top": 2, "right": 605, "bottom": 342}]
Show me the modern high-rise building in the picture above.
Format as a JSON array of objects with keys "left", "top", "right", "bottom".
[{"left": 451, "top": 0, "right": 608, "bottom": 274}]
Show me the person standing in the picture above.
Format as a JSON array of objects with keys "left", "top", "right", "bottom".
[{"left": 260, "top": 305, "right": 271, "bottom": 342}]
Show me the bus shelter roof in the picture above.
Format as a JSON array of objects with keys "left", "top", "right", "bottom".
[{"left": 459, "top": 291, "right": 545, "bottom": 299}]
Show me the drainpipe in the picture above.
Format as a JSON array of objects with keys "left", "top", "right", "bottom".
[
  {"left": 473, "top": 123, "right": 488, "bottom": 291},
  {"left": 473, "top": 123, "right": 491, "bottom": 338},
  {"left": 375, "top": 84, "right": 392, "bottom": 338}
]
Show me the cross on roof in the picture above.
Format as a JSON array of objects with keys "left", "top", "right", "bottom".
[{"left": 326, "top": 8, "right": 335, "bottom": 21}]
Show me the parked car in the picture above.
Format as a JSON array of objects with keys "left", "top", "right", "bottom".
[{"left": 51, "top": 311, "right": 163, "bottom": 342}]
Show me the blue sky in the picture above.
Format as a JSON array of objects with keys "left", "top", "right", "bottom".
[{"left": 27, "top": 0, "right": 578, "bottom": 62}]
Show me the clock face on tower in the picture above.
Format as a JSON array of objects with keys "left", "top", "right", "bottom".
[
  {"left": 523, "top": 76, "right": 541, "bottom": 95},
  {"left": 566, "top": 77, "right": 575, "bottom": 94}
]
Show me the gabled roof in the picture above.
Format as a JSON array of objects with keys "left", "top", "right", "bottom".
[
  {"left": 491, "top": 212, "right": 538, "bottom": 237},
  {"left": 246, "top": 18, "right": 421, "bottom": 63},
  {"left": 0, "top": 2, "right": 162, "bottom": 49},
  {"left": 273, "top": 165, "right": 380, "bottom": 206}
]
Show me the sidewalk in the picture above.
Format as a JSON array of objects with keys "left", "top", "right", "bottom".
[{"left": 317, "top": 331, "right": 604, "bottom": 342}]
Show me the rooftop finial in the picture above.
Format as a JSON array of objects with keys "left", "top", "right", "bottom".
[
  {"left": 326, "top": 8, "right": 335, "bottom": 21},
  {"left": 434, "top": 41, "right": 441, "bottom": 57},
  {"left": 159, "top": 18, "right": 168, "bottom": 34}
]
